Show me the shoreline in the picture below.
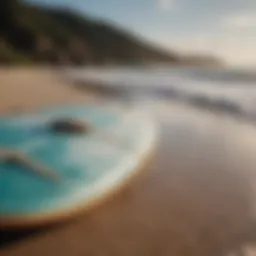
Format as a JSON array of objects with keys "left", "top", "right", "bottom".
[{"left": 70, "top": 76, "right": 256, "bottom": 126}]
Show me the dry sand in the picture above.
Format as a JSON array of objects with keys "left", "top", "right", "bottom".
[
  {"left": 0, "top": 68, "right": 94, "bottom": 114},
  {"left": 1, "top": 69, "right": 256, "bottom": 256}
]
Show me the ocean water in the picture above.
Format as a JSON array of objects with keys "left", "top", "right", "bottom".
[{"left": 68, "top": 67, "right": 256, "bottom": 123}]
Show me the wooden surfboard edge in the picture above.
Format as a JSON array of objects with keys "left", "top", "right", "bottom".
[{"left": 0, "top": 144, "right": 156, "bottom": 229}]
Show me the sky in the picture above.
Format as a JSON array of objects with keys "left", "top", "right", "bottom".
[{"left": 28, "top": 0, "right": 256, "bottom": 67}]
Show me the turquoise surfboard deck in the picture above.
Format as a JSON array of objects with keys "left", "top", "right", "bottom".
[{"left": 0, "top": 105, "right": 156, "bottom": 226}]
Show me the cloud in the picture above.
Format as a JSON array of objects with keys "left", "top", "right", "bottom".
[
  {"left": 157, "top": 0, "right": 174, "bottom": 10},
  {"left": 222, "top": 12, "right": 256, "bottom": 30}
]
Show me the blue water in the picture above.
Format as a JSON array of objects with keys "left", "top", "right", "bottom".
[{"left": 0, "top": 106, "right": 154, "bottom": 216}]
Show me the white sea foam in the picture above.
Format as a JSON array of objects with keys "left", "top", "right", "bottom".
[{"left": 68, "top": 67, "right": 256, "bottom": 122}]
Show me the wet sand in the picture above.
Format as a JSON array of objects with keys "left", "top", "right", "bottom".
[{"left": 1, "top": 69, "right": 256, "bottom": 255}]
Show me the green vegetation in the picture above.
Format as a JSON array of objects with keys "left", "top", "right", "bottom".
[
  {"left": 0, "top": 41, "right": 31, "bottom": 64},
  {"left": 0, "top": 0, "right": 179, "bottom": 65}
]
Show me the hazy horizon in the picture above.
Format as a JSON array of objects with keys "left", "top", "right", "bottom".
[{"left": 26, "top": 0, "right": 256, "bottom": 68}]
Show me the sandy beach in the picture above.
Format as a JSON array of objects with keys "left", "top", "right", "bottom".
[
  {"left": 1, "top": 69, "right": 256, "bottom": 256},
  {"left": 0, "top": 68, "right": 96, "bottom": 114}
]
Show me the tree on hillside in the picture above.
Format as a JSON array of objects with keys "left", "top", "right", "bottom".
[{"left": 0, "top": 0, "right": 20, "bottom": 32}]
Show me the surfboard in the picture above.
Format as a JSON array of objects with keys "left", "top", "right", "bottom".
[{"left": 0, "top": 105, "right": 156, "bottom": 228}]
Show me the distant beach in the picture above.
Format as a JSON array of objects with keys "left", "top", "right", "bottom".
[{"left": 1, "top": 68, "right": 256, "bottom": 256}]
